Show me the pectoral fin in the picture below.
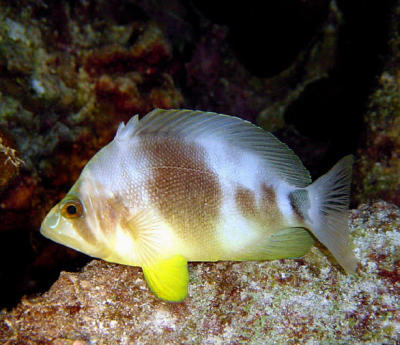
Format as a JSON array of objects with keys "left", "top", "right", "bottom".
[
  {"left": 263, "top": 227, "right": 314, "bottom": 259},
  {"left": 142, "top": 255, "right": 189, "bottom": 302}
]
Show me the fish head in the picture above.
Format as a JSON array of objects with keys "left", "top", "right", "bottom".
[
  {"left": 40, "top": 176, "right": 109, "bottom": 259},
  {"left": 40, "top": 135, "right": 142, "bottom": 264}
]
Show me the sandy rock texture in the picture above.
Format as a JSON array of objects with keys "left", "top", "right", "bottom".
[{"left": 1, "top": 200, "right": 399, "bottom": 344}]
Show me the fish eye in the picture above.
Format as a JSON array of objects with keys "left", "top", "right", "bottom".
[{"left": 61, "top": 199, "right": 83, "bottom": 219}]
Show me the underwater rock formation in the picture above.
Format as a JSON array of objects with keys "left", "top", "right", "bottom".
[
  {"left": 351, "top": 1, "right": 400, "bottom": 206},
  {"left": 1, "top": 201, "right": 399, "bottom": 344},
  {"left": 185, "top": 1, "right": 341, "bottom": 131},
  {"left": 354, "top": 69, "right": 400, "bottom": 206}
]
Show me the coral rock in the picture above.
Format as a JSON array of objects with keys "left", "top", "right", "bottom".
[{"left": 354, "top": 71, "right": 400, "bottom": 206}]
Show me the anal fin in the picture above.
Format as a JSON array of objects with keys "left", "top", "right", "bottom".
[
  {"left": 142, "top": 254, "right": 189, "bottom": 302},
  {"left": 262, "top": 227, "right": 314, "bottom": 260}
]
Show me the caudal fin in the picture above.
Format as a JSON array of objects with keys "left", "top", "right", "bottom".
[{"left": 306, "top": 155, "right": 357, "bottom": 273}]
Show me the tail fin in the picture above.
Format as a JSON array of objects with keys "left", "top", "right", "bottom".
[{"left": 306, "top": 155, "right": 357, "bottom": 273}]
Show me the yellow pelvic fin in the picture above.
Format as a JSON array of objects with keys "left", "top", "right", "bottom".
[
  {"left": 142, "top": 254, "right": 189, "bottom": 302},
  {"left": 262, "top": 227, "right": 314, "bottom": 260}
]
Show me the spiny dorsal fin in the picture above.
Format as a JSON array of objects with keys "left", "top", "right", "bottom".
[
  {"left": 117, "top": 109, "right": 312, "bottom": 187},
  {"left": 115, "top": 115, "right": 139, "bottom": 141}
]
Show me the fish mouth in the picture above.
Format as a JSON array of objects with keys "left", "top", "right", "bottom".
[
  {"left": 40, "top": 206, "right": 107, "bottom": 259},
  {"left": 40, "top": 216, "right": 93, "bottom": 257},
  {"left": 40, "top": 208, "right": 61, "bottom": 234},
  {"left": 40, "top": 205, "right": 65, "bottom": 236},
  {"left": 40, "top": 206, "right": 81, "bottom": 249},
  {"left": 40, "top": 205, "right": 62, "bottom": 239}
]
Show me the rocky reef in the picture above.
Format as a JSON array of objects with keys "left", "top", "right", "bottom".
[{"left": 354, "top": 71, "right": 400, "bottom": 206}]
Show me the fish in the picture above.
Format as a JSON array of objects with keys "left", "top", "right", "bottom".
[{"left": 40, "top": 109, "right": 357, "bottom": 302}]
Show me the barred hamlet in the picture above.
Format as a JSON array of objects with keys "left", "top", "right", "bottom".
[{"left": 41, "top": 109, "right": 357, "bottom": 302}]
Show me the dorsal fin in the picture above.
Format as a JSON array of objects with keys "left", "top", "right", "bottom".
[
  {"left": 118, "top": 109, "right": 312, "bottom": 187},
  {"left": 115, "top": 115, "right": 139, "bottom": 141}
]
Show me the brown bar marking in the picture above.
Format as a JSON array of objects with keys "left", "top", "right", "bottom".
[{"left": 143, "top": 136, "right": 222, "bottom": 257}]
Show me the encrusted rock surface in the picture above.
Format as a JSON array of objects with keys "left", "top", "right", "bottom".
[
  {"left": 1, "top": 201, "right": 399, "bottom": 344},
  {"left": 354, "top": 69, "right": 400, "bottom": 206},
  {"left": 353, "top": 1, "right": 400, "bottom": 206}
]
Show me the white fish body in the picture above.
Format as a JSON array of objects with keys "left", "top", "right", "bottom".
[{"left": 41, "top": 109, "right": 357, "bottom": 301}]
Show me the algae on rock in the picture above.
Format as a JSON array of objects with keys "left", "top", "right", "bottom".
[{"left": 353, "top": 1, "right": 400, "bottom": 206}]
